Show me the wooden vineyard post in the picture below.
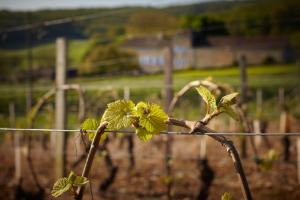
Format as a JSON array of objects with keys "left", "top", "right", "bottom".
[
  {"left": 198, "top": 95, "right": 207, "bottom": 160},
  {"left": 164, "top": 45, "right": 173, "bottom": 200},
  {"left": 54, "top": 37, "right": 68, "bottom": 178},
  {"left": 254, "top": 89, "right": 262, "bottom": 147},
  {"left": 10, "top": 102, "right": 22, "bottom": 183},
  {"left": 238, "top": 55, "right": 248, "bottom": 158},
  {"left": 26, "top": 12, "right": 33, "bottom": 114},
  {"left": 279, "top": 88, "right": 286, "bottom": 135},
  {"left": 124, "top": 86, "right": 135, "bottom": 170},
  {"left": 297, "top": 140, "right": 300, "bottom": 184},
  {"left": 278, "top": 88, "right": 291, "bottom": 162}
]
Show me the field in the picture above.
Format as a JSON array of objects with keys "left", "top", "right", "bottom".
[
  {"left": 0, "top": 63, "right": 299, "bottom": 200},
  {"left": 0, "top": 64, "right": 299, "bottom": 119},
  {"left": 1, "top": 118, "right": 300, "bottom": 200},
  {"left": 0, "top": 39, "right": 90, "bottom": 70}
]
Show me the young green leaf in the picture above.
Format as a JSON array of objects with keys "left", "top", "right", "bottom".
[
  {"left": 81, "top": 118, "right": 99, "bottom": 140},
  {"left": 220, "top": 106, "right": 239, "bottom": 121},
  {"left": 196, "top": 86, "right": 217, "bottom": 114},
  {"left": 221, "top": 192, "right": 233, "bottom": 200},
  {"left": 102, "top": 100, "right": 136, "bottom": 130},
  {"left": 81, "top": 118, "right": 99, "bottom": 131},
  {"left": 259, "top": 159, "right": 273, "bottom": 171},
  {"left": 136, "top": 127, "right": 153, "bottom": 142},
  {"left": 219, "top": 92, "right": 239, "bottom": 107},
  {"left": 267, "top": 149, "right": 278, "bottom": 161},
  {"left": 51, "top": 178, "right": 72, "bottom": 197},
  {"left": 73, "top": 176, "right": 89, "bottom": 187},
  {"left": 136, "top": 102, "right": 168, "bottom": 133},
  {"left": 67, "top": 171, "right": 77, "bottom": 183},
  {"left": 51, "top": 171, "right": 89, "bottom": 198}
]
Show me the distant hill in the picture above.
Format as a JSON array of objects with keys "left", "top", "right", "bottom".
[
  {"left": 0, "top": 0, "right": 299, "bottom": 50},
  {"left": 0, "top": 1, "right": 250, "bottom": 48}
]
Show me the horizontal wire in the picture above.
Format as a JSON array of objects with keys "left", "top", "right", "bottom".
[
  {"left": 0, "top": 127, "right": 299, "bottom": 136},
  {"left": 0, "top": 9, "right": 131, "bottom": 33}
]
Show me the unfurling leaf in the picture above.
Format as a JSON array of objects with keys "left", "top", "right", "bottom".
[
  {"left": 67, "top": 171, "right": 77, "bottom": 183},
  {"left": 81, "top": 118, "right": 99, "bottom": 131},
  {"left": 136, "top": 127, "right": 153, "bottom": 142},
  {"left": 259, "top": 149, "right": 278, "bottom": 171},
  {"left": 196, "top": 85, "right": 217, "bottom": 114},
  {"left": 221, "top": 192, "right": 233, "bottom": 200},
  {"left": 260, "top": 160, "right": 272, "bottom": 171},
  {"left": 51, "top": 178, "right": 71, "bottom": 197},
  {"left": 73, "top": 176, "right": 89, "bottom": 187},
  {"left": 220, "top": 106, "right": 239, "bottom": 121},
  {"left": 267, "top": 149, "right": 278, "bottom": 161},
  {"left": 102, "top": 100, "right": 136, "bottom": 130},
  {"left": 136, "top": 102, "right": 168, "bottom": 133},
  {"left": 51, "top": 171, "right": 89, "bottom": 198},
  {"left": 81, "top": 118, "right": 99, "bottom": 140},
  {"left": 219, "top": 92, "right": 239, "bottom": 107}
]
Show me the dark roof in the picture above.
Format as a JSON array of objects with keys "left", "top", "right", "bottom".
[
  {"left": 121, "top": 36, "right": 170, "bottom": 49},
  {"left": 205, "top": 36, "right": 289, "bottom": 49},
  {"left": 121, "top": 31, "right": 289, "bottom": 50}
]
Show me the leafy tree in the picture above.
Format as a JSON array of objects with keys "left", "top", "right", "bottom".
[
  {"left": 126, "top": 10, "right": 179, "bottom": 36},
  {"left": 180, "top": 15, "right": 228, "bottom": 35},
  {"left": 79, "top": 44, "right": 138, "bottom": 75}
]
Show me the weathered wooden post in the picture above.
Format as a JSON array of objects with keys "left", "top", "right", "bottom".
[
  {"left": 199, "top": 97, "right": 207, "bottom": 160},
  {"left": 164, "top": 45, "right": 173, "bottom": 200},
  {"left": 278, "top": 88, "right": 290, "bottom": 161},
  {"left": 279, "top": 88, "right": 287, "bottom": 135},
  {"left": 124, "top": 86, "right": 135, "bottom": 170},
  {"left": 54, "top": 37, "right": 68, "bottom": 178},
  {"left": 10, "top": 102, "right": 22, "bottom": 183},
  {"left": 239, "top": 55, "right": 248, "bottom": 104},
  {"left": 238, "top": 55, "right": 248, "bottom": 158},
  {"left": 254, "top": 89, "right": 262, "bottom": 146},
  {"left": 26, "top": 12, "right": 33, "bottom": 114}
]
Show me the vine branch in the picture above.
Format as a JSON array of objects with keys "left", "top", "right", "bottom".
[
  {"left": 75, "top": 122, "right": 108, "bottom": 200},
  {"left": 167, "top": 117, "right": 253, "bottom": 200}
]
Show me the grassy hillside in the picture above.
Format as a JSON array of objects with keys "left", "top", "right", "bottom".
[
  {"left": 0, "top": 64, "right": 297, "bottom": 92},
  {"left": 0, "top": 39, "right": 89, "bottom": 70},
  {"left": 0, "top": 64, "right": 298, "bottom": 126},
  {"left": 71, "top": 64, "right": 299, "bottom": 90}
]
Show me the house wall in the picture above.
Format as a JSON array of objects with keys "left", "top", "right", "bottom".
[
  {"left": 234, "top": 49, "right": 284, "bottom": 65},
  {"left": 135, "top": 48, "right": 165, "bottom": 73},
  {"left": 121, "top": 36, "right": 287, "bottom": 73},
  {"left": 193, "top": 47, "right": 234, "bottom": 68},
  {"left": 192, "top": 47, "right": 284, "bottom": 68}
]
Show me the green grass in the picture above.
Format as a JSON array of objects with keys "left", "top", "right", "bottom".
[
  {"left": 0, "top": 64, "right": 298, "bottom": 93},
  {"left": 0, "top": 39, "right": 89, "bottom": 69},
  {"left": 70, "top": 64, "right": 299, "bottom": 90}
]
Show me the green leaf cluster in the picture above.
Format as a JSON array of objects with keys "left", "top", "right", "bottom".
[
  {"left": 196, "top": 85, "right": 239, "bottom": 122},
  {"left": 51, "top": 171, "right": 88, "bottom": 197},
  {"left": 258, "top": 149, "right": 278, "bottom": 171},
  {"left": 221, "top": 192, "right": 233, "bottom": 200},
  {"left": 80, "top": 100, "right": 168, "bottom": 142},
  {"left": 102, "top": 100, "right": 136, "bottom": 129}
]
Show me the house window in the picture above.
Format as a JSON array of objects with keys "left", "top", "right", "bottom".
[
  {"left": 174, "top": 59, "right": 186, "bottom": 67},
  {"left": 173, "top": 45, "right": 187, "bottom": 53},
  {"left": 139, "top": 55, "right": 164, "bottom": 66}
]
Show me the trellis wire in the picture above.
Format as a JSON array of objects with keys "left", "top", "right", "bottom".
[{"left": 0, "top": 127, "right": 300, "bottom": 136}]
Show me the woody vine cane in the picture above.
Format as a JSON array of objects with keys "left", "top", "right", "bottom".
[{"left": 51, "top": 85, "right": 252, "bottom": 200}]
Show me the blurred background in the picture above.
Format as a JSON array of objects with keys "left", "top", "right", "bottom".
[{"left": 0, "top": 0, "right": 300, "bottom": 199}]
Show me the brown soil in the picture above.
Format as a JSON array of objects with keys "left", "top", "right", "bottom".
[{"left": 1, "top": 119, "right": 300, "bottom": 200}]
